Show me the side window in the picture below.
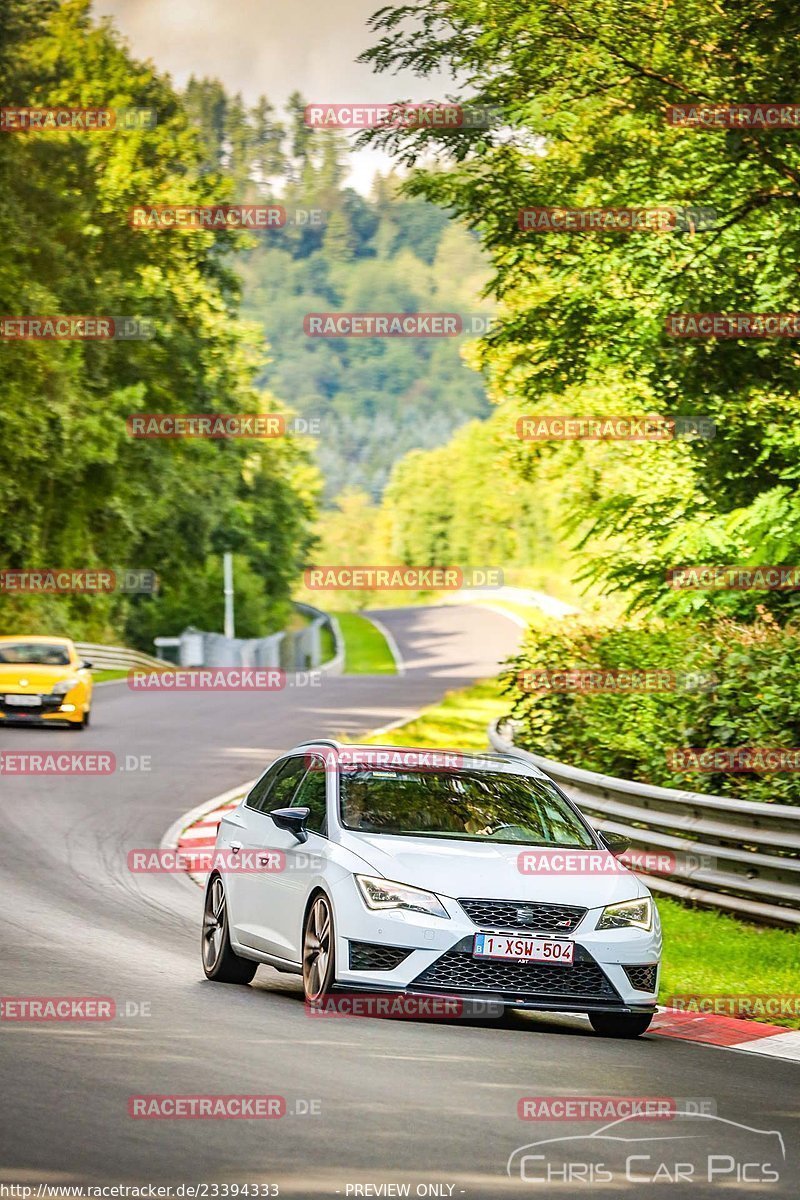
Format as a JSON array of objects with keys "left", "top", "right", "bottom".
[
  {"left": 538, "top": 784, "right": 591, "bottom": 845},
  {"left": 245, "top": 760, "right": 284, "bottom": 811},
  {"left": 291, "top": 755, "right": 328, "bottom": 836},
  {"left": 263, "top": 755, "right": 309, "bottom": 812}
]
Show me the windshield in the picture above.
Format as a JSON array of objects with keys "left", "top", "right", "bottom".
[
  {"left": 0, "top": 642, "right": 72, "bottom": 666},
  {"left": 339, "top": 768, "right": 596, "bottom": 846}
]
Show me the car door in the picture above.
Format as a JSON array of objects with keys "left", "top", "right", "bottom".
[
  {"left": 230, "top": 754, "right": 310, "bottom": 957},
  {"left": 220, "top": 758, "right": 284, "bottom": 940},
  {"left": 266, "top": 753, "right": 330, "bottom": 961}
]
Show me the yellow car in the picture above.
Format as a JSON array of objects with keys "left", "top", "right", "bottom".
[{"left": 0, "top": 636, "right": 93, "bottom": 729}]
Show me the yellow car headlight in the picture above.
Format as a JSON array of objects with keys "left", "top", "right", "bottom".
[{"left": 52, "top": 678, "right": 80, "bottom": 697}]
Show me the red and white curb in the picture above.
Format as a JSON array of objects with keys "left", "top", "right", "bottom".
[
  {"left": 650, "top": 1006, "right": 800, "bottom": 1060},
  {"left": 163, "top": 786, "right": 800, "bottom": 1062},
  {"left": 161, "top": 781, "right": 252, "bottom": 888}
]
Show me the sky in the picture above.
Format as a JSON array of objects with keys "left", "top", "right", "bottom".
[{"left": 92, "top": 0, "right": 453, "bottom": 192}]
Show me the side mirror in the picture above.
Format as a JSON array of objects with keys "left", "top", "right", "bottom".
[
  {"left": 598, "top": 830, "right": 631, "bottom": 857},
  {"left": 269, "top": 806, "right": 310, "bottom": 844},
  {"left": 81, "top": 660, "right": 93, "bottom": 670}
]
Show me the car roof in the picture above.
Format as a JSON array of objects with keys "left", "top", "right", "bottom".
[
  {"left": 0, "top": 635, "right": 74, "bottom": 644},
  {"left": 292, "top": 740, "right": 548, "bottom": 778}
]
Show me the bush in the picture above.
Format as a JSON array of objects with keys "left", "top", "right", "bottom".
[{"left": 501, "top": 613, "right": 800, "bottom": 803}]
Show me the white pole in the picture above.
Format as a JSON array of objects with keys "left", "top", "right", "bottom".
[{"left": 223, "top": 552, "right": 235, "bottom": 639}]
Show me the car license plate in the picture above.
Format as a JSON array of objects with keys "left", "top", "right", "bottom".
[
  {"left": 473, "top": 933, "right": 574, "bottom": 964},
  {"left": 6, "top": 694, "right": 42, "bottom": 707}
]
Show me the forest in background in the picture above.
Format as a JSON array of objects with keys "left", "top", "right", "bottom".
[{"left": 181, "top": 77, "right": 494, "bottom": 500}]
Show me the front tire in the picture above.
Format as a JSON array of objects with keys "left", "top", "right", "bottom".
[
  {"left": 202, "top": 874, "right": 257, "bottom": 984},
  {"left": 302, "top": 893, "right": 336, "bottom": 1002},
  {"left": 589, "top": 1011, "right": 653, "bottom": 1038}
]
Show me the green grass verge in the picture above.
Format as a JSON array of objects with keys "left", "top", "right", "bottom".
[
  {"left": 319, "top": 622, "right": 337, "bottom": 665},
  {"left": 92, "top": 666, "right": 177, "bottom": 682},
  {"left": 362, "top": 675, "right": 800, "bottom": 1028},
  {"left": 333, "top": 612, "right": 397, "bottom": 675},
  {"left": 657, "top": 899, "right": 800, "bottom": 1028},
  {"left": 363, "top": 677, "right": 508, "bottom": 750}
]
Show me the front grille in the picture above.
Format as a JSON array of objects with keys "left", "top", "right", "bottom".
[
  {"left": 623, "top": 964, "right": 658, "bottom": 992},
  {"left": 411, "top": 948, "right": 619, "bottom": 1002},
  {"left": 349, "top": 941, "right": 413, "bottom": 971},
  {"left": 458, "top": 897, "right": 587, "bottom": 934},
  {"left": 1, "top": 694, "right": 63, "bottom": 713}
]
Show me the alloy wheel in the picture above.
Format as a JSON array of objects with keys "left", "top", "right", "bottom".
[
  {"left": 202, "top": 876, "right": 226, "bottom": 972},
  {"left": 303, "top": 895, "right": 332, "bottom": 1001}
]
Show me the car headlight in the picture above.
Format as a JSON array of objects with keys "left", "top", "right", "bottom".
[
  {"left": 355, "top": 875, "right": 450, "bottom": 919},
  {"left": 597, "top": 897, "right": 653, "bottom": 931},
  {"left": 52, "top": 679, "right": 79, "bottom": 696}
]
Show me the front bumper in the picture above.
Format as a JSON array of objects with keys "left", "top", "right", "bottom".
[
  {"left": 0, "top": 693, "right": 82, "bottom": 725},
  {"left": 329, "top": 877, "right": 661, "bottom": 1014}
]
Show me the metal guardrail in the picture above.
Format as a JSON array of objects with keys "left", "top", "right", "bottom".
[
  {"left": 77, "top": 606, "right": 344, "bottom": 677},
  {"left": 489, "top": 719, "right": 800, "bottom": 927},
  {"left": 74, "top": 642, "right": 172, "bottom": 671},
  {"left": 293, "top": 603, "right": 344, "bottom": 676},
  {"left": 152, "top": 604, "right": 344, "bottom": 674}
]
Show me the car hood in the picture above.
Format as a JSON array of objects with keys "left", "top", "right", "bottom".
[
  {"left": 339, "top": 830, "right": 647, "bottom": 909},
  {"left": 0, "top": 663, "right": 75, "bottom": 691}
]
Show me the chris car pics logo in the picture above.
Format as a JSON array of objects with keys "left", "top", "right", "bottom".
[{"left": 507, "top": 1112, "right": 785, "bottom": 1185}]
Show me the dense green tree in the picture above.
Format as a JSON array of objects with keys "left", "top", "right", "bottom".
[
  {"left": 183, "top": 76, "right": 228, "bottom": 172},
  {"left": 360, "top": 0, "right": 800, "bottom": 618},
  {"left": 0, "top": 0, "right": 317, "bottom": 644}
]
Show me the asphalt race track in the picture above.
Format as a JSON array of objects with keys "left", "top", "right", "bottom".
[{"left": 0, "top": 605, "right": 797, "bottom": 1197}]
